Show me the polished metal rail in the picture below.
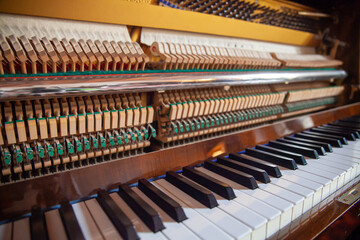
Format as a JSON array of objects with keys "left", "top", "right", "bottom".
[{"left": 0, "top": 69, "right": 347, "bottom": 99}]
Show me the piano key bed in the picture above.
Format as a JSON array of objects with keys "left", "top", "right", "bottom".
[{"left": 1, "top": 113, "right": 360, "bottom": 240}]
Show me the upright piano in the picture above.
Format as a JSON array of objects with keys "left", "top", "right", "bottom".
[{"left": 0, "top": 0, "right": 359, "bottom": 239}]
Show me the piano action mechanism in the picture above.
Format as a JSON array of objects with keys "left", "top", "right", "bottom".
[{"left": 0, "top": 0, "right": 359, "bottom": 239}]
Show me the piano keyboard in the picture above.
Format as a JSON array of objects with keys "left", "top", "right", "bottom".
[{"left": 1, "top": 115, "right": 360, "bottom": 240}]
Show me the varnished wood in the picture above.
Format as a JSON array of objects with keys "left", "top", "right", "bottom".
[
  {"left": 316, "top": 200, "right": 360, "bottom": 240},
  {"left": 0, "top": 103, "right": 359, "bottom": 220}
]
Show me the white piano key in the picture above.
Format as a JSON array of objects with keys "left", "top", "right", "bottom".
[
  {"left": 44, "top": 209, "right": 69, "bottom": 240},
  {"left": 321, "top": 155, "right": 359, "bottom": 172},
  {"left": 321, "top": 152, "right": 359, "bottom": 163},
  {"left": 132, "top": 187, "right": 201, "bottom": 240},
  {"left": 316, "top": 157, "right": 356, "bottom": 182},
  {"left": 331, "top": 154, "right": 360, "bottom": 173},
  {"left": 258, "top": 184, "right": 304, "bottom": 220},
  {"left": 269, "top": 178, "right": 314, "bottom": 212},
  {"left": 196, "top": 167, "right": 293, "bottom": 229},
  {"left": 152, "top": 181, "right": 243, "bottom": 240},
  {"left": 242, "top": 189, "right": 293, "bottom": 228},
  {"left": 332, "top": 152, "right": 360, "bottom": 163},
  {"left": 233, "top": 191, "right": 281, "bottom": 238},
  {"left": 72, "top": 202, "right": 104, "bottom": 240},
  {"left": 296, "top": 166, "right": 339, "bottom": 194},
  {"left": 308, "top": 158, "right": 349, "bottom": 176},
  {"left": 192, "top": 166, "right": 281, "bottom": 237},
  {"left": 304, "top": 162, "right": 346, "bottom": 188},
  {"left": 217, "top": 199, "right": 267, "bottom": 240},
  {"left": 13, "top": 218, "right": 30, "bottom": 240},
  {"left": 156, "top": 179, "right": 250, "bottom": 240},
  {"left": 282, "top": 170, "right": 331, "bottom": 200},
  {"left": 324, "top": 153, "right": 360, "bottom": 175},
  {"left": 109, "top": 192, "right": 168, "bottom": 240},
  {"left": 179, "top": 173, "right": 269, "bottom": 239},
  {"left": 332, "top": 147, "right": 360, "bottom": 159},
  {"left": 349, "top": 141, "right": 360, "bottom": 148},
  {"left": 343, "top": 142, "right": 360, "bottom": 150},
  {"left": 344, "top": 140, "right": 360, "bottom": 145},
  {"left": 281, "top": 174, "right": 322, "bottom": 206},
  {"left": 0, "top": 222, "right": 12, "bottom": 240},
  {"left": 84, "top": 198, "right": 123, "bottom": 240},
  {"left": 345, "top": 147, "right": 360, "bottom": 153},
  {"left": 308, "top": 158, "right": 352, "bottom": 183},
  {"left": 333, "top": 153, "right": 360, "bottom": 166},
  {"left": 329, "top": 152, "right": 360, "bottom": 163}
]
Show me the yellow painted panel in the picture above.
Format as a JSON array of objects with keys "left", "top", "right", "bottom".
[{"left": 0, "top": 0, "right": 318, "bottom": 46}]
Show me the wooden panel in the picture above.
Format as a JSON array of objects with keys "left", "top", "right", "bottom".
[
  {"left": 0, "top": 0, "right": 318, "bottom": 46},
  {"left": 0, "top": 103, "right": 359, "bottom": 220},
  {"left": 315, "top": 201, "right": 360, "bottom": 239}
]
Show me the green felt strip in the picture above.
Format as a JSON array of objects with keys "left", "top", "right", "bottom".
[{"left": 0, "top": 68, "right": 337, "bottom": 78}]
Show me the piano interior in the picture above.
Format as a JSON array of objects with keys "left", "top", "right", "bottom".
[{"left": 0, "top": 0, "right": 359, "bottom": 239}]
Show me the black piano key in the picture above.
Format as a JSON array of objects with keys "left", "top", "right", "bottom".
[
  {"left": 138, "top": 178, "right": 187, "bottom": 222},
  {"left": 295, "top": 132, "right": 342, "bottom": 147},
  {"left": 276, "top": 139, "right": 326, "bottom": 156},
  {"left": 338, "top": 120, "right": 360, "bottom": 127},
  {"left": 347, "top": 118, "right": 360, "bottom": 123},
  {"left": 338, "top": 119, "right": 360, "bottom": 127},
  {"left": 30, "top": 207, "right": 47, "bottom": 240},
  {"left": 329, "top": 122, "right": 360, "bottom": 131},
  {"left": 59, "top": 202, "right": 86, "bottom": 240},
  {"left": 245, "top": 148, "right": 298, "bottom": 169},
  {"left": 268, "top": 140, "right": 319, "bottom": 158},
  {"left": 317, "top": 125, "right": 360, "bottom": 139},
  {"left": 165, "top": 171, "right": 218, "bottom": 208},
  {"left": 256, "top": 145, "right": 307, "bottom": 165},
  {"left": 310, "top": 128, "right": 356, "bottom": 141},
  {"left": 302, "top": 131, "right": 347, "bottom": 145},
  {"left": 305, "top": 131, "right": 349, "bottom": 145},
  {"left": 336, "top": 121, "right": 360, "bottom": 129},
  {"left": 342, "top": 115, "right": 360, "bottom": 122},
  {"left": 182, "top": 166, "right": 236, "bottom": 200},
  {"left": 203, "top": 160, "right": 258, "bottom": 189},
  {"left": 318, "top": 125, "right": 359, "bottom": 137},
  {"left": 303, "top": 131, "right": 348, "bottom": 145},
  {"left": 343, "top": 115, "right": 360, "bottom": 122},
  {"left": 217, "top": 156, "right": 271, "bottom": 183},
  {"left": 118, "top": 184, "right": 165, "bottom": 233},
  {"left": 284, "top": 136, "right": 333, "bottom": 152},
  {"left": 228, "top": 153, "right": 282, "bottom": 178},
  {"left": 96, "top": 190, "right": 139, "bottom": 240}
]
